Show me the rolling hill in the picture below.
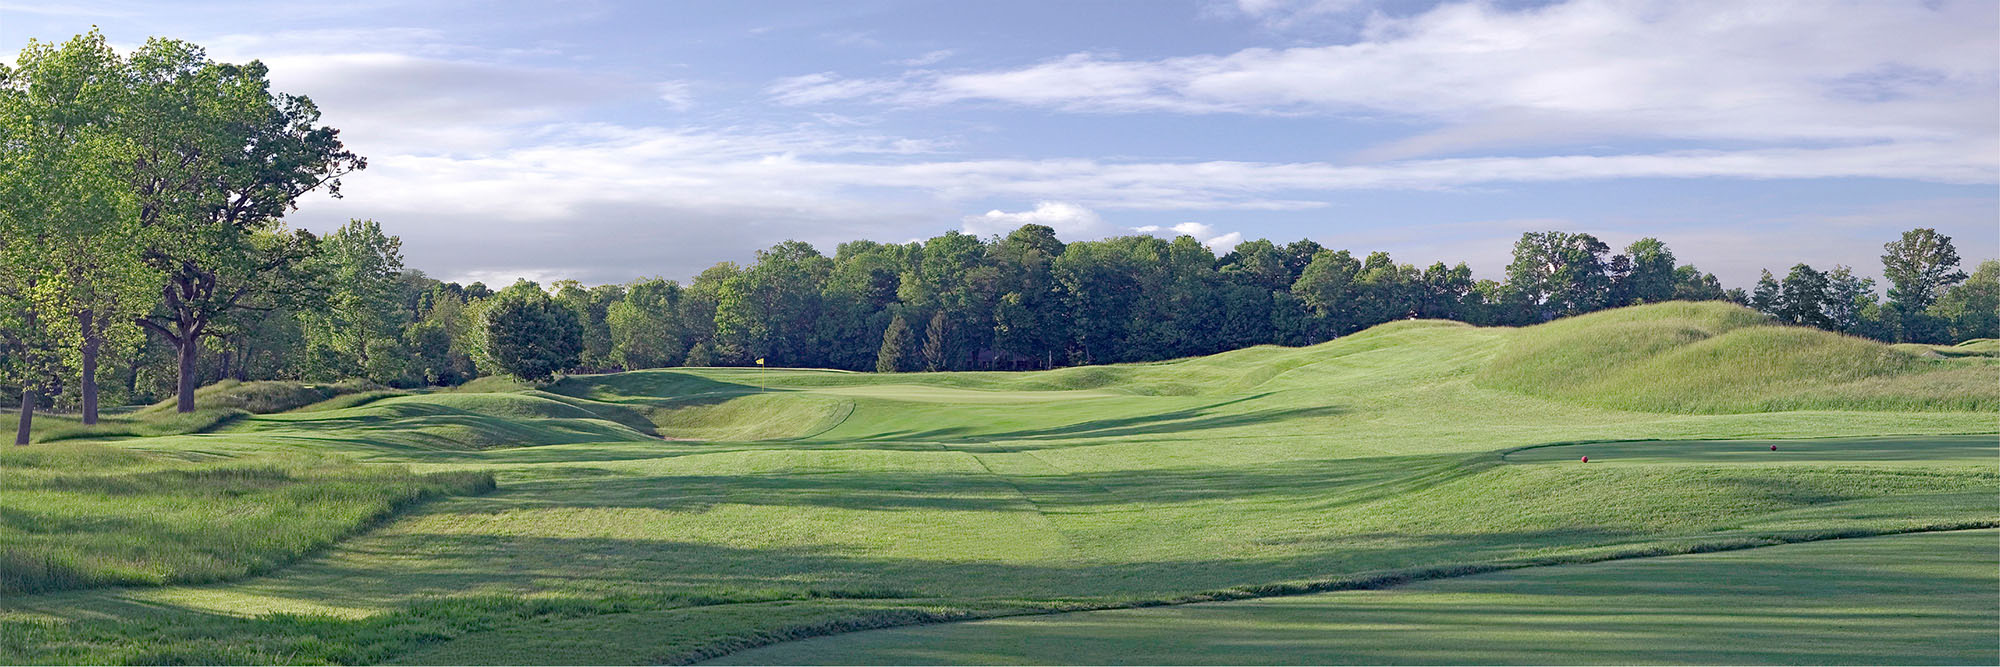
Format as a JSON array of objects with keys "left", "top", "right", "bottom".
[{"left": 0, "top": 302, "right": 1992, "bottom": 665}]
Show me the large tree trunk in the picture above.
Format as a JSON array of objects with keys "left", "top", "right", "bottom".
[
  {"left": 233, "top": 337, "right": 250, "bottom": 381},
  {"left": 79, "top": 310, "right": 100, "bottom": 425},
  {"left": 14, "top": 389, "right": 35, "bottom": 446},
  {"left": 176, "top": 332, "right": 197, "bottom": 413}
]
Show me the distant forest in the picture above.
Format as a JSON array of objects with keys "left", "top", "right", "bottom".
[
  {"left": 3, "top": 32, "right": 1996, "bottom": 426},
  {"left": 80, "top": 220, "right": 2000, "bottom": 409}
]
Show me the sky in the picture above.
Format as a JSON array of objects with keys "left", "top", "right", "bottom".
[{"left": 3, "top": 0, "right": 1995, "bottom": 288}]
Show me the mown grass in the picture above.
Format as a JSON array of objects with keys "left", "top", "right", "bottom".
[
  {"left": 712, "top": 529, "right": 1999, "bottom": 666},
  {"left": 0, "top": 302, "right": 1993, "bottom": 664},
  {"left": 0, "top": 590, "right": 955, "bottom": 666},
  {"left": 0, "top": 442, "right": 492, "bottom": 594}
]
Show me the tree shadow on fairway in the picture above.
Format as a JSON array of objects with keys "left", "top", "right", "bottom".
[
  {"left": 1505, "top": 435, "right": 2000, "bottom": 465},
  {"left": 447, "top": 469, "right": 1044, "bottom": 515},
  {"left": 434, "top": 451, "right": 1474, "bottom": 517},
  {"left": 705, "top": 531, "right": 1998, "bottom": 667},
  {"left": 799, "top": 393, "right": 1347, "bottom": 449},
  {"left": 547, "top": 371, "right": 786, "bottom": 408},
  {"left": 154, "top": 525, "right": 1653, "bottom": 613}
]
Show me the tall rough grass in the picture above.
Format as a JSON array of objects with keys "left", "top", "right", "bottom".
[
  {"left": 1477, "top": 301, "right": 2000, "bottom": 413},
  {"left": 135, "top": 379, "right": 387, "bottom": 416},
  {"left": 0, "top": 442, "right": 492, "bottom": 594}
]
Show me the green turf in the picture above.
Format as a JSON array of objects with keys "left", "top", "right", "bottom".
[
  {"left": 1504, "top": 434, "right": 1999, "bottom": 465},
  {"left": 1477, "top": 301, "right": 1999, "bottom": 413},
  {"left": 709, "top": 529, "right": 2000, "bottom": 666},
  {"left": 0, "top": 442, "right": 492, "bottom": 594},
  {"left": 0, "top": 303, "right": 1994, "bottom": 664}
]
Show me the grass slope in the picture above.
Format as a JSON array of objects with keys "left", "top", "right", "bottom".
[
  {"left": 0, "top": 302, "right": 1993, "bottom": 664},
  {"left": 1477, "top": 301, "right": 2000, "bottom": 413},
  {"left": 0, "top": 442, "right": 491, "bottom": 594},
  {"left": 711, "top": 529, "right": 1999, "bottom": 666}
]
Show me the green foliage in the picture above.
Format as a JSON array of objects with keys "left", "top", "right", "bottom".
[
  {"left": 482, "top": 282, "right": 584, "bottom": 382},
  {"left": 1752, "top": 263, "right": 1877, "bottom": 334},
  {"left": 404, "top": 319, "right": 471, "bottom": 386},
  {"left": 875, "top": 314, "right": 915, "bottom": 373},
  {"left": 714, "top": 241, "right": 833, "bottom": 367},
  {"left": 122, "top": 36, "right": 365, "bottom": 411},
  {"left": 606, "top": 277, "right": 685, "bottom": 370},
  {"left": 0, "top": 31, "right": 152, "bottom": 433},
  {"left": 920, "top": 311, "right": 949, "bottom": 371},
  {"left": 1505, "top": 230, "right": 1613, "bottom": 317},
  {"left": 1881, "top": 227, "right": 1967, "bottom": 313},
  {"left": 683, "top": 341, "right": 717, "bottom": 367},
  {"left": 298, "top": 219, "right": 412, "bottom": 384},
  {"left": 551, "top": 280, "right": 623, "bottom": 370},
  {"left": 1930, "top": 260, "right": 1999, "bottom": 342}
]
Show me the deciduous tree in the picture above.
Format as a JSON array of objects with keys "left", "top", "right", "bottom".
[
  {"left": 483, "top": 282, "right": 582, "bottom": 382},
  {"left": 125, "top": 39, "right": 364, "bottom": 411}
]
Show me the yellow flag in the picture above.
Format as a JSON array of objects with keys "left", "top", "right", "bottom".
[{"left": 755, "top": 358, "right": 765, "bottom": 366}]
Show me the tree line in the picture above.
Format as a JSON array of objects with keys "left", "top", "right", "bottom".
[
  {"left": 3, "top": 33, "right": 1995, "bottom": 445},
  {"left": 444, "top": 225, "right": 1990, "bottom": 384}
]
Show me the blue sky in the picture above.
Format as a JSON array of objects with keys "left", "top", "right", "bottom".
[{"left": 3, "top": 0, "right": 1995, "bottom": 287}]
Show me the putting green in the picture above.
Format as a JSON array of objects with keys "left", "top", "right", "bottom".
[
  {"left": 708, "top": 529, "right": 2000, "bottom": 666},
  {"left": 1504, "top": 435, "right": 1999, "bottom": 465}
]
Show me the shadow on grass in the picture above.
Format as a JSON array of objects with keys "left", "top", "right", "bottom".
[
  {"left": 428, "top": 452, "right": 1474, "bottom": 517},
  {"left": 547, "top": 371, "right": 790, "bottom": 409},
  {"left": 794, "top": 393, "right": 1346, "bottom": 449}
]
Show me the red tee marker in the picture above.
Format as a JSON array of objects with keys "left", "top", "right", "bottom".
[
  {"left": 1580, "top": 455, "right": 1589, "bottom": 463},
  {"left": 1771, "top": 445, "right": 1778, "bottom": 451}
]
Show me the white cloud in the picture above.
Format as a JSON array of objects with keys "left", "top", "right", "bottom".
[
  {"left": 1205, "top": 231, "right": 1245, "bottom": 250},
  {"left": 157, "top": 0, "right": 1990, "bottom": 285},
  {"left": 962, "top": 201, "right": 1113, "bottom": 238},
  {"left": 775, "top": 0, "right": 1998, "bottom": 158},
  {"left": 256, "top": 51, "right": 640, "bottom": 153},
  {"left": 767, "top": 72, "right": 913, "bottom": 106},
  {"left": 898, "top": 49, "right": 955, "bottom": 66},
  {"left": 1133, "top": 222, "right": 1243, "bottom": 249},
  {"left": 281, "top": 124, "right": 1994, "bottom": 283},
  {"left": 449, "top": 268, "right": 575, "bottom": 289},
  {"left": 1222, "top": 0, "right": 1367, "bottom": 29},
  {"left": 655, "top": 80, "right": 694, "bottom": 111}
]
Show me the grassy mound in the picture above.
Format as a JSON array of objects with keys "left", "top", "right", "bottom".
[
  {"left": 294, "top": 389, "right": 409, "bottom": 412},
  {"left": 136, "top": 379, "right": 388, "bottom": 416},
  {"left": 0, "top": 442, "right": 492, "bottom": 594},
  {"left": 1477, "top": 301, "right": 1998, "bottom": 413},
  {"left": 1954, "top": 338, "right": 2000, "bottom": 355},
  {"left": 24, "top": 407, "right": 249, "bottom": 443},
  {"left": 646, "top": 392, "right": 854, "bottom": 441},
  {"left": 228, "top": 393, "right": 658, "bottom": 451}
]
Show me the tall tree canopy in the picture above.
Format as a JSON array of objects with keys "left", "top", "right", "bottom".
[
  {"left": 0, "top": 31, "right": 152, "bottom": 437},
  {"left": 483, "top": 282, "right": 583, "bottom": 382},
  {"left": 1881, "top": 228, "right": 1967, "bottom": 312},
  {"left": 124, "top": 38, "right": 364, "bottom": 412},
  {"left": 1505, "top": 231, "right": 1614, "bottom": 319}
]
